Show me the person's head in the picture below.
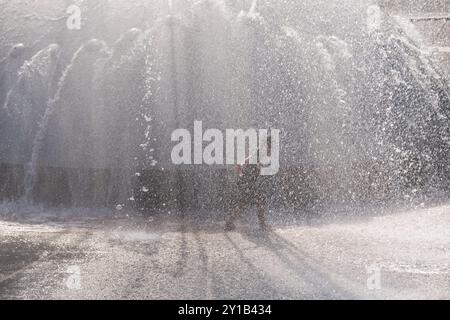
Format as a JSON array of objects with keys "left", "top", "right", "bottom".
[
  {"left": 256, "top": 132, "right": 272, "bottom": 160},
  {"left": 266, "top": 133, "right": 272, "bottom": 154}
]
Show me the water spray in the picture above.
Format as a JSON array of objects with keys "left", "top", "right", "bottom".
[
  {"left": 249, "top": 0, "right": 258, "bottom": 15},
  {"left": 166, "top": 0, "right": 186, "bottom": 211}
]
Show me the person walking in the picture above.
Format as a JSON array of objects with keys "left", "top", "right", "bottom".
[{"left": 225, "top": 136, "right": 272, "bottom": 231}]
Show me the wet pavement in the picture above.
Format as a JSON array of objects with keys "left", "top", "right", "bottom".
[{"left": 0, "top": 204, "right": 449, "bottom": 300}]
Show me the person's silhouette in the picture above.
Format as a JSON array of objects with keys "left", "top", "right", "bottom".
[{"left": 225, "top": 135, "right": 272, "bottom": 231}]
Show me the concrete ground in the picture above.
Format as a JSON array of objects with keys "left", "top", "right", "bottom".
[{"left": 0, "top": 203, "right": 449, "bottom": 300}]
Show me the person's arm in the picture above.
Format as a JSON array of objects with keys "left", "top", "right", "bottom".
[
  {"left": 235, "top": 151, "right": 258, "bottom": 174},
  {"left": 236, "top": 155, "right": 252, "bottom": 173}
]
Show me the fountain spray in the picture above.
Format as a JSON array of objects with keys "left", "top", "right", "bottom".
[
  {"left": 167, "top": 0, "right": 186, "bottom": 211},
  {"left": 249, "top": 0, "right": 258, "bottom": 15}
]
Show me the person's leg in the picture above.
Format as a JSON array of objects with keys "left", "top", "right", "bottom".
[
  {"left": 256, "top": 177, "right": 270, "bottom": 231},
  {"left": 226, "top": 180, "right": 250, "bottom": 231},
  {"left": 257, "top": 199, "right": 269, "bottom": 231},
  {"left": 225, "top": 199, "right": 247, "bottom": 231}
]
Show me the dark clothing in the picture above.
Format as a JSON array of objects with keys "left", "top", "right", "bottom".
[
  {"left": 236, "top": 164, "right": 269, "bottom": 206},
  {"left": 226, "top": 162, "right": 271, "bottom": 231}
]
